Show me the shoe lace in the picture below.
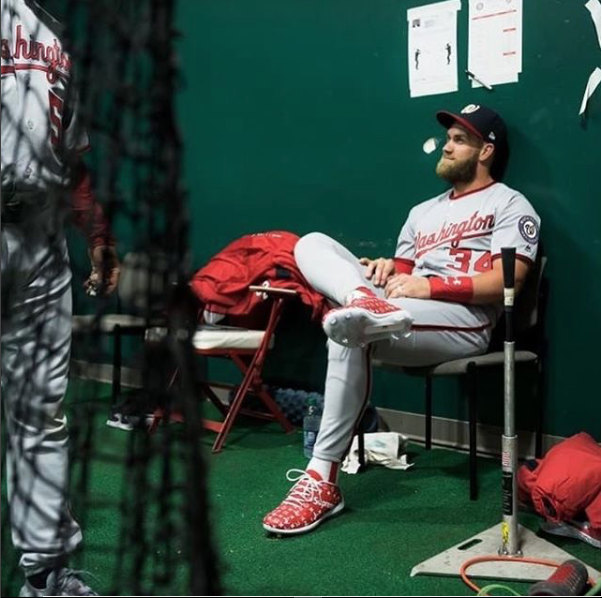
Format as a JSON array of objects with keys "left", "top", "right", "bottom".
[
  {"left": 282, "top": 469, "right": 327, "bottom": 509},
  {"left": 55, "top": 569, "right": 98, "bottom": 596}
]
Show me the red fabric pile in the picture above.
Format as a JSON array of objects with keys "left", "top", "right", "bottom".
[
  {"left": 190, "top": 231, "right": 329, "bottom": 321},
  {"left": 518, "top": 432, "right": 600, "bottom": 532}
]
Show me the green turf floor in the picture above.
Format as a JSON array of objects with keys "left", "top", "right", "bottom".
[{"left": 2, "top": 380, "right": 600, "bottom": 596}]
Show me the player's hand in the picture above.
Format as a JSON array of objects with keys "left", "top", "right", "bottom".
[
  {"left": 359, "top": 257, "right": 396, "bottom": 287},
  {"left": 85, "top": 245, "right": 120, "bottom": 297},
  {"left": 385, "top": 274, "right": 431, "bottom": 299}
]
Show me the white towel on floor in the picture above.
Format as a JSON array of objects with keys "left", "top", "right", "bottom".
[{"left": 342, "top": 432, "right": 414, "bottom": 474}]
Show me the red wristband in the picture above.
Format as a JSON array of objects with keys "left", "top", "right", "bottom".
[{"left": 429, "top": 276, "right": 474, "bottom": 303}]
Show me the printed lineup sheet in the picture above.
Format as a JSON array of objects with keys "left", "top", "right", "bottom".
[
  {"left": 407, "top": 0, "right": 462, "bottom": 98},
  {"left": 468, "top": 0, "right": 523, "bottom": 88}
]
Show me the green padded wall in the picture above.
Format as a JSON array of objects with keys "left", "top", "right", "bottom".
[{"left": 176, "top": 0, "right": 600, "bottom": 439}]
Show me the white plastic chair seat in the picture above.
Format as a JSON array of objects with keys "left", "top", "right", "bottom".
[
  {"left": 192, "top": 325, "right": 275, "bottom": 351},
  {"left": 72, "top": 314, "right": 148, "bottom": 334}
]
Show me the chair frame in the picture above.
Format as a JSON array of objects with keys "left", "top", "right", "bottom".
[
  {"left": 362, "top": 255, "right": 548, "bottom": 500},
  {"left": 416, "top": 352, "right": 544, "bottom": 501},
  {"left": 150, "top": 285, "right": 296, "bottom": 452}
]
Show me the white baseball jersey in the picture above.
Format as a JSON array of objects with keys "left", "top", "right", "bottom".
[
  {"left": 1, "top": 0, "right": 89, "bottom": 194},
  {"left": 395, "top": 181, "right": 540, "bottom": 277},
  {"left": 2, "top": 1, "right": 87, "bottom": 572}
]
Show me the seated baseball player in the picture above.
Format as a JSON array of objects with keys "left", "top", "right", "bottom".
[{"left": 262, "top": 104, "right": 541, "bottom": 535}]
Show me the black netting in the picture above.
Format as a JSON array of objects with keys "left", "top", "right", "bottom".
[{"left": 1, "top": 0, "right": 220, "bottom": 595}]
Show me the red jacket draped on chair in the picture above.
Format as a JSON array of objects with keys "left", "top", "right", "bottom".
[{"left": 190, "top": 231, "right": 329, "bottom": 320}]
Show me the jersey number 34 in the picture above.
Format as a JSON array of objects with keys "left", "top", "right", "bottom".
[{"left": 449, "top": 248, "right": 491, "bottom": 273}]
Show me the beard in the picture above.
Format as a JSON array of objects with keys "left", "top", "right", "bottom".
[{"left": 436, "top": 154, "right": 479, "bottom": 183}]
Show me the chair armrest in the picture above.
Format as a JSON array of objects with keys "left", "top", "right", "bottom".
[{"left": 249, "top": 285, "right": 298, "bottom": 297}]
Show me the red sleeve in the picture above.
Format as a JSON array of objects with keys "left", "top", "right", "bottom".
[
  {"left": 393, "top": 258, "right": 414, "bottom": 275},
  {"left": 71, "top": 164, "right": 115, "bottom": 247}
]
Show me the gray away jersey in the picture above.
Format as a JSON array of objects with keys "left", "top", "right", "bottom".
[
  {"left": 1, "top": 0, "right": 89, "bottom": 194},
  {"left": 395, "top": 182, "right": 540, "bottom": 278}
]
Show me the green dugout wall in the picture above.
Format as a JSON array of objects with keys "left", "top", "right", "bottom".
[{"left": 173, "top": 0, "right": 600, "bottom": 440}]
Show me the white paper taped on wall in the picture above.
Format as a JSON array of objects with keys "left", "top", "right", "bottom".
[
  {"left": 407, "top": 0, "right": 462, "bottom": 98},
  {"left": 580, "top": 67, "right": 601, "bottom": 115},
  {"left": 468, "top": 0, "right": 523, "bottom": 88}
]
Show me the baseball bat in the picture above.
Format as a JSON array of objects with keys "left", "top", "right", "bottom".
[{"left": 500, "top": 247, "right": 521, "bottom": 556}]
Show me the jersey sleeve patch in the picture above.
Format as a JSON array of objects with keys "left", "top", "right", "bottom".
[{"left": 518, "top": 215, "right": 539, "bottom": 244}]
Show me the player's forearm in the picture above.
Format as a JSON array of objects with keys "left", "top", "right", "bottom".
[
  {"left": 468, "top": 270, "right": 505, "bottom": 304},
  {"left": 71, "top": 162, "right": 116, "bottom": 248},
  {"left": 470, "top": 260, "right": 529, "bottom": 304}
]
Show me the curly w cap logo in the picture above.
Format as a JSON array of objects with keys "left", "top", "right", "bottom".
[{"left": 461, "top": 104, "right": 480, "bottom": 114}]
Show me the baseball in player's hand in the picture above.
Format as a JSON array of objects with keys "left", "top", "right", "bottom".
[
  {"left": 359, "top": 257, "right": 396, "bottom": 287},
  {"left": 84, "top": 246, "right": 121, "bottom": 297},
  {"left": 385, "top": 273, "right": 431, "bottom": 299}
]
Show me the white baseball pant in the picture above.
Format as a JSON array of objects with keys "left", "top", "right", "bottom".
[
  {"left": 294, "top": 232, "right": 494, "bottom": 462},
  {"left": 1, "top": 201, "right": 82, "bottom": 573}
]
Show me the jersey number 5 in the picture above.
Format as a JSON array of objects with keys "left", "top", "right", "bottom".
[
  {"left": 449, "top": 248, "right": 491, "bottom": 273},
  {"left": 48, "top": 90, "right": 64, "bottom": 147}
]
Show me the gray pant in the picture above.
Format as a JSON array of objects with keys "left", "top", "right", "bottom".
[
  {"left": 1, "top": 210, "right": 81, "bottom": 573},
  {"left": 295, "top": 232, "right": 493, "bottom": 462}
]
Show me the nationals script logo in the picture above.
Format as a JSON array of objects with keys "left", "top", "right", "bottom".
[
  {"left": 1, "top": 24, "right": 72, "bottom": 83},
  {"left": 415, "top": 210, "right": 495, "bottom": 256}
]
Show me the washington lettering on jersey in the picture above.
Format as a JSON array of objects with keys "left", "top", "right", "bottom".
[
  {"left": 415, "top": 210, "right": 495, "bottom": 257},
  {"left": 395, "top": 183, "right": 541, "bottom": 281},
  {"left": 1, "top": 0, "right": 89, "bottom": 191},
  {"left": 1, "top": 23, "right": 71, "bottom": 81}
]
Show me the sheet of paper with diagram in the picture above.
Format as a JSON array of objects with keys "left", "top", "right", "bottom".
[
  {"left": 407, "top": 0, "right": 462, "bottom": 98},
  {"left": 468, "top": 0, "right": 523, "bottom": 87}
]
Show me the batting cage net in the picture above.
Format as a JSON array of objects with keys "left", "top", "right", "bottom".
[{"left": 1, "top": 0, "right": 220, "bottom": 595}]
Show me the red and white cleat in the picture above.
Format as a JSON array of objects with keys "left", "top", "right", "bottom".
[
  {"left": 323, "top": 294, "right": 413, "bottom": 348},
  {"left": 263, "top": 469, "right": 344, "bottom": 535}
]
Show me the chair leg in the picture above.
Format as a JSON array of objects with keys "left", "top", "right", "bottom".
[
  {"left": 425, "top": 375, "right": 432, "bottom": 450},
  {"left": 467, "top": 363, "right": 478, "bottom": 501},
  {"left": 148, "top": 409, "right": 162, "bottom": 434},
  {"left": 204, "top": 384, "right": 230, "bottom": 418},
  {"left": 535, "top": 358, "right": 544, "bottom": 458},
  {"left": 211, "top": 365, "right": 256, "bottom": 453},
  {"left": 112, "top": 325, "right": 122, "bottom": 407},
  {"left": 357, "top": 430, "right": 365, "bottom": 471}
]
